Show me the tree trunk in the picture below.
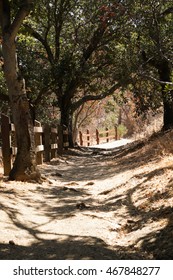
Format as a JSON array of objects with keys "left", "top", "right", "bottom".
[
  {"left": 162, "top": 92, "right": 173, "bottom": 130},
  {"left": 158, "top": 60, "right": 173, "bottom": 130},
  {"left": 68, "top": 114, "right": 74, "bottom": 148},
  {"left": 60, "top": 104, "right": 74, "bottom": 148},
  {"left": 2, "top": 34, "right": 40, "bottom": 181}
]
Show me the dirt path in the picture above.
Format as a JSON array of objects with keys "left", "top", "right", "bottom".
[{"left": 0, "top": 139, "right": 173, "bottom": 259}]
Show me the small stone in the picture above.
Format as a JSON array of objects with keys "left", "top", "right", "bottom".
[
  {"left": 9, "top": 240, "right": 15, "bottom": 245},
  {"left": 51, "top": 172, "right": 62, "bottom": 177},
  {"left": 76, "top": 202, "right": 89, "bottom": 210},
  {"left": 85, "top": 182, "right": 94, "bottom": 186},
  {"left": 127, "top": 219, "right": 134, "bottom": 224}
]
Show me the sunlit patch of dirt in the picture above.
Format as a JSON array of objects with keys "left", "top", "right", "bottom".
[{"left": 1, "top": 136, "right": 173, "bottom": 259}]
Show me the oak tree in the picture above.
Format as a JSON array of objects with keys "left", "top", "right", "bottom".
[
  {"left": 0, "top": 0, "right": 41, "bottom": 181},
  {"left": 24, "top": 0, "right": 127, "bottom": 146}
]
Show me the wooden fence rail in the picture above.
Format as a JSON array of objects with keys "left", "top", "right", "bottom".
[
  {"left": 0, "top": 114, "right": 120, "bottom": 174},
  {"left": 78, "top": 127, "right": 119, "bottom": 146},
  {"left": 0, "top": 114, "right": 68, "bottom": 176}
]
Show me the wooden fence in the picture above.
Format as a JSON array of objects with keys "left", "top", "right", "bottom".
[
  {"left": 0, "top": 114, "right": 68, "bottom": 176},
  {"left": 78, "top": 127, "right": 119, "bottom": 146},
  {"left": 0, "top": 114, "right": 120, "bottom": 174}
]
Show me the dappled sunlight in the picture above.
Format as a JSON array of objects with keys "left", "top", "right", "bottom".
[
  {"left": 1, "top": 138, "right": 173, "bottom": 259},
  {"left": 0, "top": 234, "right": 146, "bottom": 260}
]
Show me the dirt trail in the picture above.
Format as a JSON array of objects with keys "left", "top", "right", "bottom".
[{"left": 0, "top": 139, "right": 173, "bottom": 259}]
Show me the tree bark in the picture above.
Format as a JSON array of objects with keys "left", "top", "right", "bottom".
[
  {"left": 60, "top": 102, "right": 74, "bottom": 148},
  {"left": 142, "top": 51, "right": 173, "bottom": 130},
  {"left": 1, "top": 1, "right": 40, "bottom": 181},
  {"left": 158, "top": 60, "right": 173, "bottom": 130},
  {"left": 162, "top": 91, "right": 173, "bottom": 131}
]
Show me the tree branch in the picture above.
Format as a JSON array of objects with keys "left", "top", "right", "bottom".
[
  {"left": 77, "top": 101, "right": 97, "bottom": 128},
  {"left": 32, "top": 87, "right": 52, "bottom": 106},
  {"left": 24, "top": 24, "right": 54, "bottom": 65},
  {"left": 9, "top": 1, "right": 33, "bottom": 40},
  {"left": 71, "top": 82, "right": 121, "bottom": 112},
  {"left": 141, "top": 74, "right": 173, "bottom": 86},
  {"left": 82, "top": 24, "right": 106, "bottom": 62},
  {"left": 160, "top": 7, "right": 173, "bottom": 18},
  {"left": 54, "top": 0, "right": 64, "bottom": 61},
  {"left": 0, "top": 0, "right": 33, "bottom": 40},
  {"left": 0, "top": 0, "right": 11, "bottom": 32}
]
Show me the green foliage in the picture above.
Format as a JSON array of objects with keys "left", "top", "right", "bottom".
[
  {"left": 117, "top": 124, "right": 128, "bottom": 138},
  {"left": 120, "top": 0, "right": 173, "bottom": 116},
  {"left": 16, "top": 32, "right": 55, "bottom": 122},
  {"left": 22, "top": 1, "right": 131, "bottom": 117},
  {"left": 102, "top": 98, "right": 119, "bottom": 128},
  {"left": 0, "top": 70, "right": 7, "bottom": 94},
  {"left": 2, "top": 0, "right": 172, "bottom": 130}
]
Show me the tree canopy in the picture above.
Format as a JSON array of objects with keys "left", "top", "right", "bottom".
[
  {"left": 21, "top": 1, "right": 173, "bottom": 121},
  {"left": 18, "top": 0, "right": 132, "bottom": 145},
  {"left": 122, "top": 0, "right": 173, "bottom": 126},
  {"left": 0, "top": 0, "right": 173, "bottom": 180}
]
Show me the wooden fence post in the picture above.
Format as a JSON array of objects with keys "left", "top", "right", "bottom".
[
  {"left": 34, "top": 120, "right": 43, "bottom": 165},
  {"left": 1, "top": 114, "right": 12, "bottom": 175},
  {"left": 1, "top": 116, "right": 61, "bottom": 172},
  {"left": 44, "top": 124, "right": 51, "bottom": 162},
  {"left": 51, "top": 127, "right": 58, "bottom": 159},
  {"left": 77, "top": 126, "right": 120, "bottom": 147},
  {"left": 106, "top": 127, "right": 109, "bottom": 142},
  {"left": 96, "top": 129, "right": 99, "bottom": 145},
  {"left": 79, "top": 131, "right": 83, "bottom": 146},
  {"left": 115, "top": 126, "right": 118, "bottom": 140},
  {"left": 87, "top": 129, "right": 90, "bottom": 146}
]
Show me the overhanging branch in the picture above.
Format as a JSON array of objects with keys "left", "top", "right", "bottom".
[
  {"left": 24, "top": 24, "right": 54, "bottom": 65},
  {"left": 0, "top": 0, "right": 11, "bottom": 32},
  {"left": 82, "top": 24, "right": 106, "bottom": 62},
  {"left": 71, "top": 82, "right": 121, "bottom": 113},
  {"left": 140, "top": 73, "right": 173, "bottom": 86},
  {"left": 10, "top": 2, "right": 33, "bottom": 40},
  {"left": 160, "top": 7, "right": 173, "bottom": 18}
]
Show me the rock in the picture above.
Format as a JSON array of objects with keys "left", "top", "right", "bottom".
[
  {"left": 76, "top": 202, "right": 90, "bottom": 210},
  {"left": 85, "top": 182, "right": 94, "bottom": 186},
  {"left": 51, "top": 172, "right": 62, "bottom": 177},
  {"left": 9, "top": 240, "right": 15, "bottom": 245}
]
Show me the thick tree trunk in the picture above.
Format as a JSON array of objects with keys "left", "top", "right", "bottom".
[
  {"left": 58, "top": 93, "right": 74, "bottom": 148},
  {"left": 68, "top": 115, "right": 74, "bottom": 148},
  {"left": 9, "top": 92, "right": 40, "bottom": 181},
  {"left": 60, "top": 104, "right": 74, "bottom": 148},
  {"left": 2, "top": 34, "right": 40, "bottom": 181},
  {"left": 158, "top": 60, "right": 173, "bottom": 130},
  {"left": 162, "top": 92, "right": 173, "bottom": 130}
]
